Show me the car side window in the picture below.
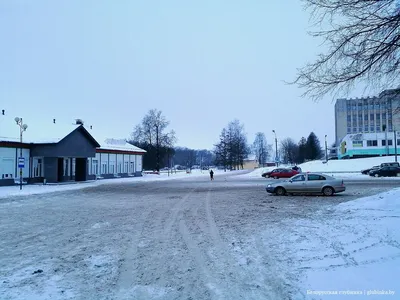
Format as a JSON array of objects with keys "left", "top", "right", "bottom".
[
  {"left": 292, "top": 175, "right": 305, "bottom": 182},
  {"left": 308, "top": 174, "right": 325, "bottom": 181}
]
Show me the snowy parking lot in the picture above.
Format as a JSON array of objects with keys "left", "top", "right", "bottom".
[{"left": 1, "top": 172, "right": 399, "bottom": 299}]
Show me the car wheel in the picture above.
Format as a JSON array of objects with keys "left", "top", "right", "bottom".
[
  {"left": 273, "top": 176, "right": 278, "bottom": 179},
  {"left": 322, "top": 186, "right": 334, "bottom": 196},
  {"left": 374, "top": 174, "right": 379, "bottom": 177},
  {"left": 275, "top": 187, "right": 286, "bottom": 196}
]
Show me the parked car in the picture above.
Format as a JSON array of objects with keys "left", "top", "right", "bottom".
[
  {"left": 361, "top": 165, "right": 379, "bottom": 175},
  {"left": 368, "top": 166, "right": 400, "bottom": 177},
  {"left": 261, "top": 168, "right": 300, "bottom": 179},
  {"left": 380, "top": 162, "right": 400, "bottom": 168},
  {"left": 265, "top": 172, "right": 346, "bottom": 196}
]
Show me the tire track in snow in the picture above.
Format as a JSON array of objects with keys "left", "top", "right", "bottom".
[{"left": 116, "top": 209, "right": 152, "bottom": 297}]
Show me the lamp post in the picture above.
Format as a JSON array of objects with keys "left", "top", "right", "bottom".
[
  {"left": 272, "top": 130, "right": 278, "bottom": 167},
  {"left": 325, "top": 135, "right": 328, "bottom": 163},
  {"left": 15, "top": 117, "right": 28, "bottom": 190}
]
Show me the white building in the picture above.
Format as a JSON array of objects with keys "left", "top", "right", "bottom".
[{"left": 0, "top": 112, "right": 145, "bottom": 186}]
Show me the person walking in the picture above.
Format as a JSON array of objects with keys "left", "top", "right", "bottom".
[{"left": 209, "top": 169, "right": 214, "bottom": 181}]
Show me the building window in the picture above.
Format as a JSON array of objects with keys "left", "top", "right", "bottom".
[
  {"left": 370, "top": 113, "right": 374, "bottom": 121},
  {"left": 367, "top": 140, "right": 378, "bottom": 146},
  {"left": 1, "top": 158, "right": 14, "bottom": 179},
  {"left": 124, "top": 161, "right": 129, "bottom": 173},
  {"left": 388, "top": 140, "right": 393, "bottom": 146},
  {"left": 364, "top": 114, "right": 368, "bottom": 121},
  {"left": 397, "top": 139, "right": 400, "bottom": 146},
  {"left": 101, "top": 162, "right": 107, "bottom": 174},
  {"left": 389, "top": 124, "right": 393, "bottom": 131},
  {"left": 92, "top": 159, "right": 99, "bottom": 175},
  {"left": 109, "top": 164, "right": 114, "bottom": 174},
  {"left": 376, "top": 114, "right": 380, "bottom": 121},
  {"left": 347, "top": 127, "right": 351, "bottom": 133},
  {"left": 353, "top": 127, "right": 357, "bottom": 133},
  {"left": 364, "top": 125, "right": 369, "bottom": 132},
  {"left": 33, "top": 158, "right": 43, "bottom": 177},
  {"left": 370, "top": 126, "right": 374, "bottom": 132},
  {"left": 358, "top": 127, "right": 362, "bottom": 132},
  {"left": 376, "top": 125, "right": 381, "bottom": 132},
  {"left": 118, "top": 163, "right": 122, "bottom": 174},
  {"left": 130, "top": 162, "right": 135, "bottom": 173},
  {"left": 347, "top": 115, "right": 351, "bottom": 121},
  {"left": 382, "top": 113, "right": 386, "bottom": 120},
  {"left": 382, "top": 140, "right": 386, "bottom": 146},
  {"left": 352, "top": 141, "right": 363, "bottom": 147}
]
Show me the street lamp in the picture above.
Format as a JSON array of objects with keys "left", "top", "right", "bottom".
[
  {"left": 15, "top": 117, "right": 28, "bottom": 190},
  {"left": 325, "top": 135, "right": 328, "bottom": 163},
  {"left": 272, "top": 130, "right": 278, "bottom": 167}
]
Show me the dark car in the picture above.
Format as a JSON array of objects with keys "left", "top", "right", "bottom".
[
  {"left": 361, "top": 165, "right": 379, "bottom": 175},
  {"left": 369, "top": 166, "right": 400, "bottom": 177},
  {"left": 262, "top": 168, "right": 299, "bottom": 179}
]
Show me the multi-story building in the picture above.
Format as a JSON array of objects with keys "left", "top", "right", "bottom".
[
  {"left": 335, "top": 89, "right": 400, "bottom": 145},
  {"left": 334, "top": 89, "right": 400, "bottom": 159}
]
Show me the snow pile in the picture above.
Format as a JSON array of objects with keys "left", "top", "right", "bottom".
[
  {"left": 299, "top": 156, "right": 399, "bottom": 173},
  {"left": 0, "top": 169, "right": 226, "bottom": 199},
  {"left": 243, "top": 156, "right": 400, "bottom": 177},
  {"left": 286, "top": 189, "right": 400, "bottom": 298}
]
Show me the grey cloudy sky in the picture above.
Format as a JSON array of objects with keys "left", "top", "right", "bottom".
[{"left": 0, "top": 0, "right": 366, "bottom": 149}]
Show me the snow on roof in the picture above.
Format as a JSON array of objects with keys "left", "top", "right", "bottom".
[{"left": 0, "top": 113, "right": 145, "bottom": 153}]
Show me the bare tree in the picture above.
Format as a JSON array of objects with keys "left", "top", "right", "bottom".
[
  {"left": 131, "top": 109, "right": 176, "bottom": 171},
  {"left": 280, "top": 138, "right": 299, "bottom": 164},
  {"left": 293, "top": 0, "right": 400, "bottom": 100},
  {"left": 252, "top": 132, "right": 271, "bottom": 167}
]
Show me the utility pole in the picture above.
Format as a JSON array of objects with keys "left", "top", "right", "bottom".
[
  {"left": 325, "top": 135, "right": 328, "bottom": 163},
  {"left": 272, "top": 130, "right": 278, "bottom": 167},
  {"left": 15, "top": 117, "right": 28, "bottom": 190}
]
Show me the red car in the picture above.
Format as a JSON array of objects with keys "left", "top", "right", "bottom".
[{"left": 261, "top": 168, "right": 299, "bottom": 179}]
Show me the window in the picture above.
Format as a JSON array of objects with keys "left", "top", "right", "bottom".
[
  {"left": 353, "top": 127, "right": 357, "bottom": 133},
  {"left": 370, "top": 126, "right": 374, "bottom": 132},
  {"left": 352, "top": 141, "right": 363, "bottom": 147},
  {"left": 358, "top": 127, "right": 362, "bottom": 132},
  {"left": 397, "top": 139, "right": 400, "bottom": 146},
  {"left": 364, "top": 125, "right": 369, "bottom": 132},
  {"left": 389, "top": 124, "right": 393, "bottom": 131},
  {"left": 367, "top": 140, "right": 378, "bottom": 146},
  {"left": 376, "top": 125, "right": 381, "bottom": 132},
  {"left": 92, "top": 159, "right": 99, "bottom": 175},
  {"left": 376, "top": 114, "right": 380, "bottom": 121},
  {"left": 347, "top": 127, "right": 351, "bottom": 133},
  {"left": 364, "top": 114, "right": 368, "bottom": 121},
  {"left": 33, "top": 158, "right": 43, "bottom": 177},
  {"left": 347, "top": 115, "right": 351, "bottom": 121},
  {"left": 109, "top": 164, "right": 115, "bottom": 174},
  {"left": 382, "top": 113, "right": 386, "bottom": 120},
  {"left": 382, "top": 140, "right": 386, "bottom": 146},
  {"left": 101, "top": 162, "right": 107, "bottom": 174},
  {"left": 388, "top": 140, "right": 393, "bottom": 146},
  {"left": 291, "top": 174, "right": 305, "bottom": 182},
  {"left": 370, "top": 113, "right": 374, "bottom": 121},
  {"left": 1, "top": 158, "right": 14, "bottom": 179},
  {"left": 124, "top": 161, "right": 129, "bottom": 173},
  {"left": 308, "top": 174, "right": 326, "bottom": 181},
  {"left": 130, "top": 162, "right": 135, "bottom": 173},
  {"left": 118, "top": 163, "right": 122, "bottom": 174}
]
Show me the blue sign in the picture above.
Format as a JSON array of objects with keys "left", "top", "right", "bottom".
[{"left": 18, "top": 157, "right": 25, "bottom": 168}]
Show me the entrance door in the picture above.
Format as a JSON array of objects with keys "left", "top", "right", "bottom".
[
  {"left": 75, "top": 158, "right": 87, "bottom": 181},
  {"left": 57, "top": 158, "right": 64, "bottom": 182}
]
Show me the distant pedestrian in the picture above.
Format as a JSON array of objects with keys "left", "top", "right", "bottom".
[{"left": 209, "top": 169, "right": 214, "bottom": 181}]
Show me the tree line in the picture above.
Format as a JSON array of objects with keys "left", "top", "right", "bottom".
[{"left": 128, "top": 109, "right": 328, "bottom": 171}]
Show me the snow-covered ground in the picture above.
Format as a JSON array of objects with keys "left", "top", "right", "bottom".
[
  {"left": 0, "top": 173, "right": 399, "bottom": 299},
  {"left": 0, "top": 169, "right": 229, "bottom": 199},
  {"left": 293, "top": 188, "right": 400, "bottom": 299},
  {"left": 243, "top": 156, "right": 400, "bottom": 179}
]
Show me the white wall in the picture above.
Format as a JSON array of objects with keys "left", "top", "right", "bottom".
[{"left": 0, "top": 147, "right": 30, "bottom": 179}]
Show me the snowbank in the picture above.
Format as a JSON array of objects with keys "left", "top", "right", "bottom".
[
  {"left": 0, "top": 169, "right": 225, "bottom": 199},
  {"left": 243, "top": 156, "right": 400, "bottom": 178},
  {"left": 292, "top": 188, "right": 400, "bottom": 298}
]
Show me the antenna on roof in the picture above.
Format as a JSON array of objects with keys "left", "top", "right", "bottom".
[
  {"left": 53, "top": 118, "right": 56, "bottom": 124},
  {"left": 1, "top": 109, "right": 4, "bottom": 115},
  {"left": 90, "top": 125, "right": 92, "bottom": 129}
]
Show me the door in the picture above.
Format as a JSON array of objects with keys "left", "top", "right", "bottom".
[
  {"left": 57, "top": 158, "right": 64, "bottom": 182},
  {"left": 306, "top": 174, "right": 326, "bottom": 192},
  {"left": 286, "top": 174, "right": 306, "bottom": 192}
]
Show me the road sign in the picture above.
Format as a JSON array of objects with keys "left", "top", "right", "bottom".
[{"left": 18, "top": 157, "right": 25, "bottom": 168}]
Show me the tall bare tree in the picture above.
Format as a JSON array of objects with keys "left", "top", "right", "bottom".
[
  {"left": 280, "top": 138, "right": 299, "bottom": 164},
  {"left": 131, "top": 109, "right": 176, "bottom": 171},
  {"left": 293, "top": 0, "right": 400, "bottom": 100},
  {"left": 252, "top": 132, "right": 272, "bottom": 167}
]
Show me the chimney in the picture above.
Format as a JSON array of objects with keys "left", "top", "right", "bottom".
[
  {"left": 1, "top": 109, "right": 4, "bottom": 115},
  {"left": 53, "top": 119, "right": 56, "bottom": 124},
  {"left": 90, "top": 125, "right": 92, "bottom": 129}
]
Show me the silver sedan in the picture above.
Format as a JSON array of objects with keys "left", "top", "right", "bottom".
[{"left": 265, "top": 172, "right": 346, "bottom": 196}]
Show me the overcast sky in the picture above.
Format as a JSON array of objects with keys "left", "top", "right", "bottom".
[{"left": 0, "top": 0, "right": 367, "bottom": 150}]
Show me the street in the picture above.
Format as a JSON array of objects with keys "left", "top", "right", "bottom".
[{"left": 1, "top": 173, "right": 399, "bottom": 300}]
